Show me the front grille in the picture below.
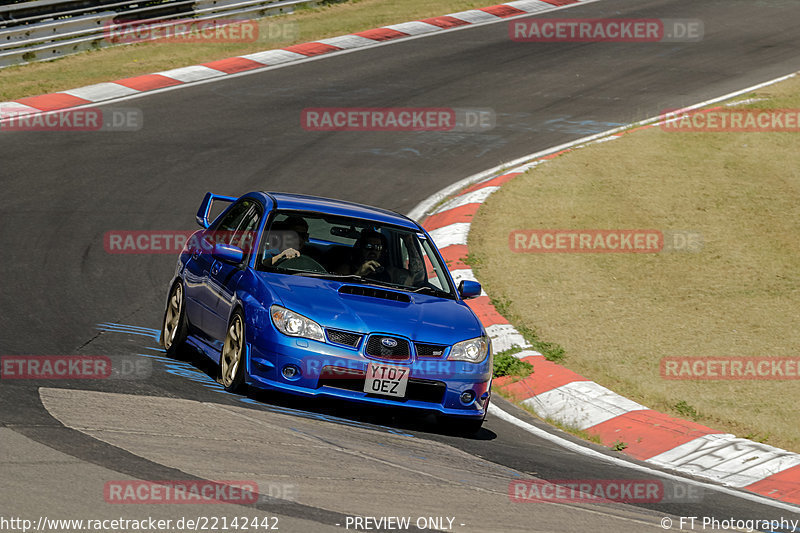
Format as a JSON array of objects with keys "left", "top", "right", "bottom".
[
  {"left": 365, "top": 335, "right": 411, "bottom": 361},
  {"left": 317, "top": 366, "right": 446, "bottom": 404},
  {"left": 415, "top": 343, "right": 447, "bottom": 358},
  {"left": 339, "top": 285, "right": 411, "bottom": 303},
  {"left": 326, "top": 329, "right": 362, "bottom": 348}
]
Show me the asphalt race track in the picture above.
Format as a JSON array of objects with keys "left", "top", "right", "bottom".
[{"left": 2, "top": 0, "right": 800, "bottom": 531}]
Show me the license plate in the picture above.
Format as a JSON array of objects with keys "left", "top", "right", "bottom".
[{"left": 364, "top": 362, "right": 410, "bottom": 397}]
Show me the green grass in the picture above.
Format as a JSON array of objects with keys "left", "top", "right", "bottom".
[
  {"left": 610, "top": 440, "right": 627, "bottom": 452},
  {"left": 493, "top": 351, "right": 534, "bottom": 378},
  {"left": 674, "top": 400, "right": 700, "bottom": 421},
  {"left": 487, "top": 294, "right": 566, "bottom": 363}
]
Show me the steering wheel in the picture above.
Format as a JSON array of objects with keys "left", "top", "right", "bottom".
[{"left": 272, "top": 254, "right": 328, "bottom": 273}]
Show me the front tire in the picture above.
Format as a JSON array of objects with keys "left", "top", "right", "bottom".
[
  {"left": 220, "top": 310, "right": 247, "bottom": 393},
  {"left": 161, "top": 282, "right": 188, "bottom": 358}
]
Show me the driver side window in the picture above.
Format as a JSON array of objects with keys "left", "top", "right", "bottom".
[
  {"left": 211, "top": 199, "right": 261, "bottom": 256},
  {"left": 214, "top": 201, "right": 251, "bottom": 234},
  {"left": 231, "top": 205, "right": 260, "bottom": 254}
]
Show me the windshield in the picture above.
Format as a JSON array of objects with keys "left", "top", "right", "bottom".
[{"left": 256, "top": 211, "right": 454, "bottom": 297}]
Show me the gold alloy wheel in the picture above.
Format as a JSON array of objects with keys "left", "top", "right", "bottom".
[{"left": 220, "top": 313, "right": 244, "bottom": 388}]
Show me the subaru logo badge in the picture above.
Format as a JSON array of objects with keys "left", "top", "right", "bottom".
[{"left": 381, "top": 337, "right": 398, "bottom": 348}]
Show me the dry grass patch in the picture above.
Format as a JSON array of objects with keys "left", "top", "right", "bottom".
[
  {"left": 471, "top": 76, "right": 800, "bottom": 452},
  {"left": 0, "top": 0, "right": 486, "bottom": 101}
]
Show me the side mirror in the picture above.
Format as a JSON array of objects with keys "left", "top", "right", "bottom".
[
  {"left": 212, "top": 243, "right": 244, "bottom": 264},
  {"left": 458, "top": 280, "right": 481, "bottom": 300}
]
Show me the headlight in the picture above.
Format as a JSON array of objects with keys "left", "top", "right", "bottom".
[
  {"left": 448, "top": 336, "right": 489, "bottom": 363},
  {"left": 270, "top": 305, "right": 325, "bottom": 342}
]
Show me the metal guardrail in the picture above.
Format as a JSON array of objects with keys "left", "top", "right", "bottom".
[{"left": 0, "top": 0, "right": 322, "bottom": 68}]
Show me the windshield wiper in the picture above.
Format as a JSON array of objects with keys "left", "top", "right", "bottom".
[
  {"left": 354, "top": 277, "right": 407, "bottom": 290},
  {"left": 289, "top": 272, "right": 362, "bottom": 281},
  {"left": 410, "top": 285, "right": 451, "bottom": 298},
  {"left": 320, "top": 274, "right": 412, "bottom": 292},
  {"left": 357, "top": 278, "right": 453, "bottom": 298},
  {"left": 273, "top": 270, "right": 401, "bottom": 286},
  {"left": 283, "top": 272, "right": 450, "bottom": 297}
]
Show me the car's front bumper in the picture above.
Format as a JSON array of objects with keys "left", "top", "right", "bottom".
[{"left": 245, "top": 327, "right": 492, "bottom": 419}]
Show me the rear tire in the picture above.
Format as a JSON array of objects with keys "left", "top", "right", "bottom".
[
  {"left": 220, "top": 310, "right": 247, "bottom": 393},
  {"left": 161, "top": 282, "right": 188, "bottom": 358}
]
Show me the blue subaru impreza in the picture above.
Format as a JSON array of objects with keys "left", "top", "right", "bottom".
[{"left": 160, "top": 191, "right": 491, "bottom": 433}]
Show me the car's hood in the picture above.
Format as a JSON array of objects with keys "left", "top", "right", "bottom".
[{"left": 257, "top": 272, "right": 483, "bottom": 344}]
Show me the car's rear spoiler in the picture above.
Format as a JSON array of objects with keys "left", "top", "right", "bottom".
[{"left": 196, "top": 192, "right": 238, "bottom": 228}]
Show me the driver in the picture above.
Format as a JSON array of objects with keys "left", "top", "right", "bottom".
[
  {"left": 262, "top": 216, "right": 309, "bottom": 266},
  {"left": 337, "top": 229, "right": 394, "bottom": 281}
]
